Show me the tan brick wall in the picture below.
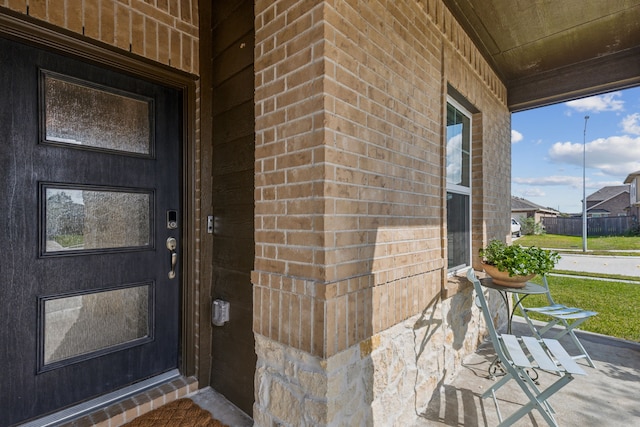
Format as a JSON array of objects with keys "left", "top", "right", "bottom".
[
  {"left": 1, "top": 0, "right": 199, "bottom": 75},
  {"left": 254, "top": 0, "right": 510, "bottom": 363},
  {"left": 441, "top": 20, "right": 512, "bottom": 273},
  {"left": 252, "top": 268, "right": 442, "bottom": 358},
  {"left": 256, "top": 0, "right": 448, "bottom": 286}
]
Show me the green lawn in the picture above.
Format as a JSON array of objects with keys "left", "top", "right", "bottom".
[
  {"left": 521, "top": 275, "right": 640, "bottom": 342},
  {"left": 54, "top": 234, "right": 84, "bottom": 248},
  {"left": 517, "top": 234, "right": 640, "bottom": 252},
  {"left": 503, "top": 234, "right": 640, "bottom": 341}
]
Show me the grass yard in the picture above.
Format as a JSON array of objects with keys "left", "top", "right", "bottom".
[
  {"left": 54, "top": 234, "right": 84, "bottom": 248},
  {"left": 522, "top": 275, "right": 640, "bottom": 342},
  {"left": 516, "top": 234, "right": 640, "bottom": 252}
]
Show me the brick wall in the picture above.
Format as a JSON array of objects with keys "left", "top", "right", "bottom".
[
  {"left": 589, "top": 192, "right": 632, "bottom": 217},
  {"left": 254, "top": 0, "right": 511, "bottom": 424},
  {"left": 1, "top": 0, "right": 199, "bottom": 75},
  {"left": 254, "top": 0, "right": 509, "bottom": 358},
  {"left": 254, "top": 0, "right": 446, "bottom": 360}
]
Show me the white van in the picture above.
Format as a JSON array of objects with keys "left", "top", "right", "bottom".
[{"left": 511, "top": 218, "right": 522, "bottom": 237}]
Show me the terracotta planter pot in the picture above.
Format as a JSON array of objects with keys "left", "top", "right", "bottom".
[{"left": 481, "top": 262, "right": 535, "bottom": 288}]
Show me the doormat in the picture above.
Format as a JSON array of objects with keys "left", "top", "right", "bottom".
[{"left": 124, "top": 398, "right": 228, "bottom": 427}]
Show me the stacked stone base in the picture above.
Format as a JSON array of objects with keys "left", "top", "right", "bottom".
[{"left": 254, "top": 285, "right": 506, "bottom": 426}]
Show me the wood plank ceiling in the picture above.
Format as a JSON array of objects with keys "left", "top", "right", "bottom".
[{"left": 441, "top": 0, "right": 640, "bottom": 111}]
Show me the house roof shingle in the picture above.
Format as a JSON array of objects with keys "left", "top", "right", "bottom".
[
  {"left": 511, "top": 196, "right": 558, "bottom": 213},
  {"left": 586, "top": 185, "right": 629, "bottom": 202}
]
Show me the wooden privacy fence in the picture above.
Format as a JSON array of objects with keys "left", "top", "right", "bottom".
[{"left": 542, "top": 216, "right": 633, "bottom": 236}]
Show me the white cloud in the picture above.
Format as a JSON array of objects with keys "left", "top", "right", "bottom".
[
  {"left": 511, "top": 129, "right": 523, "bottom": 143},
  {"left": 446, "top": 134, "right": 462, "bottom": 184},
  {"left": 522, "top": 188, "right": 546, "bottom": 197},
  {"left": 548, "top": 135, "right": 640, "bottom": 177},
  {"left": 565, "top": 92, "right": 624, "bottom": 113},
  {"left": 591, "top": 180, "right": 628, "bottom": 188},
  {"left": 513, "top": 175, "right": 584, "bottom": 188},
  {"left": 513, "top": 176, "right": 607, "bottom": 191},
  {"left": 621, "top": 113, "right": 640, "bottom": 135}
]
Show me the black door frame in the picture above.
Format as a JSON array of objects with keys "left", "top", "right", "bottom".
[{"left": 0, "top": 8, "right": 200, "bottom": 380}]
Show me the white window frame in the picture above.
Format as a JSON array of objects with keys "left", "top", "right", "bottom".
[{"left": 446, "top": 96, "right": 472, "bottom": 274}]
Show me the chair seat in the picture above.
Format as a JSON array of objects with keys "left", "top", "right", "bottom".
[
  {"left": 517, "top": 275, "right": 598, "bottom": 368},
  {"left": 500, "top": 334, "right": 586, "bottom": 375},
  {"left": 526, "top": 305, "right": 597, "bottom": 319},
  {"left": 526, "top": 304, "right": 565, "bottom": 312}
]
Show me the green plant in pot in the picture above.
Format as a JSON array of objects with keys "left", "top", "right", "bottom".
[{"left": 479, "top": 239, "right": 560, "bottom": 288}]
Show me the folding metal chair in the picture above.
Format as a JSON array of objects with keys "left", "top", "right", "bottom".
[
  {"left": 468, "top": 269, "right": 587, "bottom": 427},
  {"left": 517, "top": 275, "right": 598, "bottom": 368}
]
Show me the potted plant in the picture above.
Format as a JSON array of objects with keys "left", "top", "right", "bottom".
[{"left": 479, "top": 239, "right": 560, "bottom": 287}]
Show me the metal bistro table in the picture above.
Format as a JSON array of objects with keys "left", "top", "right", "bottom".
[{"left": 479, "top": 277, "right": 547, "bottom": 379}]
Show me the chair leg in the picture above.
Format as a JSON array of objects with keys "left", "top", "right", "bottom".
[
  {"left": 549, "top": 319, "right": 596, "bottom": 368},
  {"left": 522, "top": 311, "right": 596, "bottom": 369},
  {"left": 520, "top": 308, "right": 560, "bottom": 338},
  {"left": 521, "top": 310, "right": 540, "bottom": 336},
  {"left": 566, "top": 329, "right": 597, "bottom": 368},
  {"left": 549, "top": 317, "right": 589, "bottom": 340},
  {"left": 482, "top": 371, "right": 514, "bottom": 399},
  {"left": 496, "top": 370, "right": 575, "bottom": 427},
  {"left": 536, "top": 318, "right": 562, "bottom": 336},
  {"left": 481, "top": 352, "right": 575, "bottom": 427}
]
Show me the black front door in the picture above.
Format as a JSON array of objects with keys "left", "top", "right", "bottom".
[{"left": 0, "top": 37, "right": 182, "bottom": 426}]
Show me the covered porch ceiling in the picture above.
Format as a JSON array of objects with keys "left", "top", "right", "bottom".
[{"left": 442, "top": 0, "right": 640, "bottom": 111}]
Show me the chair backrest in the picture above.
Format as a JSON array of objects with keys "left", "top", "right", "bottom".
[
  {"left": 541, "top": 275, "right": 557, "bottom": 305},
  {"left": 467, "top": 268, "right": 501, "bottom": 345},
  {"left": 517, "top": 274, "right": 555, "bottom": 308}
]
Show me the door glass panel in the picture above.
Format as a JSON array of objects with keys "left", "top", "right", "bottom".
[
  {"left": 42, "top": 72, "right": 153, "bottom": 155},
  {"left": 43, "top": 186, "right": 152, "bottom": 253},
  {"left": 41, "top": 284, "right": 151, "bottom": 366}
]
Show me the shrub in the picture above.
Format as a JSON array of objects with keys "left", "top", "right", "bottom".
[{"left": 520, "top": 217, "right": 545, "bottom": 235}]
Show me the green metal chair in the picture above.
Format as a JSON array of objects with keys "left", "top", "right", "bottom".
[
  {"left": 516, "top": 275, "right": 598, "bottom": 368},
  {"left": 468, "top": 269, "right": 587, "bottom": 427}
]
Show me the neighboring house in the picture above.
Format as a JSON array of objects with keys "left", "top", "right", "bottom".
[
  {"left": 1, "top": 1, "right": 638, "bottom": 426},
  {"left": 624, "top": 171, "right": 640, "bottom": 219},
  {"left": 511, "top": 196, "right": 559, "bottom": 224},
  {"left": 586, "top": 185, "right": 631, "bottom": 218}
]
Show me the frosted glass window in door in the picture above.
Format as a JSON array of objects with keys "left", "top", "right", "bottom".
[
  {"left": 42, "top": 285, "right": 151, "bottom": 365},
  {"left": 42, "top": 73, "right": 152, "bottom": 155},
  {"left": 44, "top": 187, "right": 151, "bottom": 253}
]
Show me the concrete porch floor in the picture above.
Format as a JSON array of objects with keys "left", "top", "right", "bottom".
[
  {"left": 187, "top": 316, "right": 639, "bottom": 427},
  {"left": 417, "top": 316, "right": 640, "bottom": 426},
  {"left": 188, "top": 388, "right": 253, "bottom": 427}
]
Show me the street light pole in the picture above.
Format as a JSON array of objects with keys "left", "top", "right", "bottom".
[{"left": 582, "top": 115, "right": 589, "bottom": 252}]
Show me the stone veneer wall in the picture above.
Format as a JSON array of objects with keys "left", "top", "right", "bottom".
[
  {"left": 254, "top": 284, "right": 507, "bottom": 426},
  {"left": 253, "top": 0, "right": 511, "bottom": 425}
]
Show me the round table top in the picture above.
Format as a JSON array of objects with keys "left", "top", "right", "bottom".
[{"left": 480, "top": 277, "right": 547, "bottom": 294}]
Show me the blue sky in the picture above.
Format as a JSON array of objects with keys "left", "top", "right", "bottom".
[{"left": 511, "top": 86, "right": 640, "bottom": 214}]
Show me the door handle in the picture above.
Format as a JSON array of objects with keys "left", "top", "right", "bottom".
[{"left": 166, "top": 237, "right": 177, "bottom": 279}]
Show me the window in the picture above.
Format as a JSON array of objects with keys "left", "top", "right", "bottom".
[{"left": 446, "top": 99, "right": 471, "bottom": 271}]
